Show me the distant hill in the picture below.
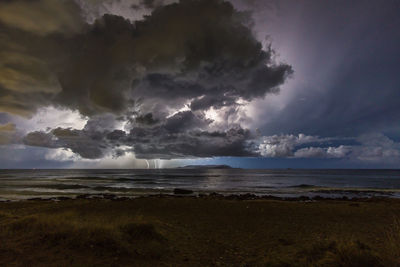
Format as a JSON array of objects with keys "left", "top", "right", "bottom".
[{"left": 178, "top": 165, "right": 235, "bottom": 169}]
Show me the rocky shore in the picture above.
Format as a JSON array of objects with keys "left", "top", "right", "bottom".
[{"left": 13, "top": 190, "right": 391, "bottom": 203}]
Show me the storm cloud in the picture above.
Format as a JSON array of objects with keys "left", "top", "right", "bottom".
[
  {"left": 0, "top": 0, "right": 291, "bottom": 115},
  {"left": 2, "top": 0, "right": 398, "bottom": 168},
  {"left": 2, "top": 0, "right": 292, "bottom": 159},
  {"left": 24, "top": 110, "right": 257, "bottom": 159}
]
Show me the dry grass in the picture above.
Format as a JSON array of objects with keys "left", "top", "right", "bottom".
[
  {"left": 380, "top": 218, "right": 400, "bottom": 267},
  {"left": 0, "top": 198, "right": 400, "bottom": 266},
  {"left": 0, "top": 207, "right": 168, "bottom": 266}
]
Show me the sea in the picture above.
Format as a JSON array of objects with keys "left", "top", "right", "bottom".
[{"left": 0, "top": 169, "right": 400, "bottom": 201}]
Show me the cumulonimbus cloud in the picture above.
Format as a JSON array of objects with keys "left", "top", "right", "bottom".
[
  {"left": 1, "top": 0, "right": 294, "bottom": 159},
  {"left": 23, "top": 111, "right": 257, "bottom": 159},
  {"left": 1, "top": 0, "right": 292, "bottom": 116}
]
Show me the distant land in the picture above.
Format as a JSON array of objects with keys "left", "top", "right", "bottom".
[{"left": 177, "top": 165, "right": 235, "bottom": 169}]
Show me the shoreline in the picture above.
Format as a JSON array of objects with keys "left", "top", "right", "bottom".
[{"left": 1, "top": 191, "right": 397, "bottom": 203}]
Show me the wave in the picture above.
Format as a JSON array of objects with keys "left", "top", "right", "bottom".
[
  {"left": 31, "top": 184, "right": 90, "bottom": 190},
  {"left": 286, "top": 184, "right": 319, "bottom": 189}
]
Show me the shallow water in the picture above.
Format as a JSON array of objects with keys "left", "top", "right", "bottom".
[{"left": 0, "top": 169, "right": 400, "bottom": 200}]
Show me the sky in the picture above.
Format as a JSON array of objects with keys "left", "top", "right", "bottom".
[{"left": 0, "top": 0, "right": 399, "bottom": 169}]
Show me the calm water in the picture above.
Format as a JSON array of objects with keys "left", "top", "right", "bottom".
[{"left": 1, "top": 169, "right": 400, "bottom": 200}]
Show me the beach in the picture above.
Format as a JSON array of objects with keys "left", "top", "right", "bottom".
[{"left": 1, "top": 196, "right": 400, "bottom": 266}]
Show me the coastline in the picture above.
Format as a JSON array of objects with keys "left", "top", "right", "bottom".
[
  {"left": 0, "top": 191, "right": 398, "bottom": 203},
  {"left": 1, "top": 168, "right": 400, "bottom": 202}
]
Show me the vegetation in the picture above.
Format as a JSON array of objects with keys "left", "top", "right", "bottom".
[{"left": 1, "top": 197, "right": 400, "bottom": 266}]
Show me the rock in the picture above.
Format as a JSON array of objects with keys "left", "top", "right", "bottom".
[
  {"left": 312, "top": 195, "right": 324, "bottom": 201},
  {"left": 27, "top": 197, "right": 48, "bottom": 201},
  {"left": 225, "top": 194, "right": 239, "bottom": 200},
  {"left": 297, "top": 196, "right": 311, "bottom": 201},
  {"left": 76, "top": 194, "right": 91, "bottom": 199},
  {"left": 102, "top": 194, "right": 117, "bottom": 200},
  {"left": 239, "top": 193, "right": 257, "bottom": 200},
  {"left": 115, "top": 197, "right": 129, "bottom": 201},
  {"left": 209, "top": 192, "right": 223, "bottom": 198},
  {"left": 55, "top": 196, "right": 72, "bottom": 201},
  {"left": 173, "top": 188, "right": 194, "bottom": 195}
]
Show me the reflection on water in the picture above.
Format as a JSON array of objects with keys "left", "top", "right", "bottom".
[{"left": 0, "top": 169, "right": 400, "bottom": 200}]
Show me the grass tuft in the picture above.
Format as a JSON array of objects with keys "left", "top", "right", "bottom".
[
  {"left": 380, "top": 218, "right": 400, "bottom": 266},
  {"left": 321, "top": 240, "right": 381, "bottom": 267},
  {"left": 120, "top": 222, "right": 166, "bottom": 242},
  {"left": 1, "top": 211, "right": 169, "bottom": 265}
]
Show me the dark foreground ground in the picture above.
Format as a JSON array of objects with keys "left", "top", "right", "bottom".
[{"left": 1, "top": 196, "right": 400, "bottom": 266}]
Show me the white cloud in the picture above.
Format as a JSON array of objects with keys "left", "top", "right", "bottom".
[
  {"left": 352, "top": 133, "right": 400, "bottom": 163},
  {"left": 13, "top": 106, "right": 88, "bottom": 134},
  {"left": 258, "top": 133, "right": 328, "bottom": 157},
  {"left": 45, "top": 148, "right": 80, "bottom": 162},
  {"left": 327, "top": 145, "right": 352, "bottom": 158},
  {"left": 294, "top": 145, "right": 351, "bottom": 158},
  {"left": 258, "top": 132, "right": 400, "bottom": 164},
  {"left": 294, "top": 147, "right": 327, "bottom": 158}
]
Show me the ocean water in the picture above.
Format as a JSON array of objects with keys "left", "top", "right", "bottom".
[{"left": 0, "top": 169, "right": 400, "bottom": 200}]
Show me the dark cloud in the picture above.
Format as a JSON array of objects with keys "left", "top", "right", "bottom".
[
  {"left": 140, "top": 0, "right": 165, "bottom": 9},
  {"left": 125, "top": 111, "right": 256, "bottom": 159},
  {"left": 22, "top": 113, "right": 121, "bottom": 159},
  {"left": 1, "top": 0, "right": 399, "bottom": 168},
  {"left": 135, "top": 113, "right": 159, "bottom": 125},
  {"left": 2, "top": 0, "right": 292, "bottom": 159},
  {"left": 0, "top": 0, "right": 83, "bottom": 36},
  {"left": 23, "top": 131, "right": 57, "bottom": 148},
  {"left": 128, "top": 127, "right": 255, "bottom": 159},
  {"left": 130, "top": 0, "right": 171, "bottom": 10},
  {"left": 0, "top": 0, "right": 291, "bottom": 117},
  {"left": 23, "top": 110, "right": 256, "bottom": 159},
  {"left": 70, "top": 0, "right": 291, "bottom": 116},
  {"left": 24, "top": 127, "right": 106, "bottom": 159},
  {"left": 163, "top": 111, "right": 210, "bottom": 133}
]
